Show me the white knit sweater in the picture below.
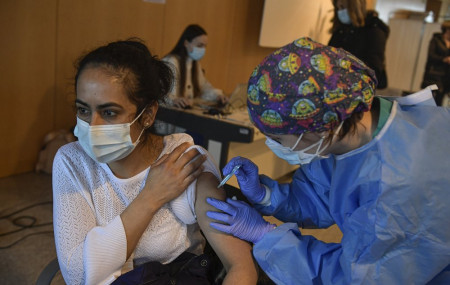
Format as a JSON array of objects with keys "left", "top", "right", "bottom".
[{"left": 52, "top": 133, "right": 220, "bottom": 285}]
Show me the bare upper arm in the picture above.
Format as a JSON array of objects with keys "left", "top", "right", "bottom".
[{"left": 194, "top": 172, "right": 258, "bottom": 284}]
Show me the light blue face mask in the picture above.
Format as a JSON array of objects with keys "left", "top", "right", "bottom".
[
  {"left": 265, "top": 122, "right": 344, "bottom": 165},
  {"left": 188, "top": 46, "right": 205, "bottom": 61},
  {"left": 265, "top": 135, "right": 326, "bottom": 165},
  {"left": 337, "top": 8, "right": 352, "bottom": 25}
]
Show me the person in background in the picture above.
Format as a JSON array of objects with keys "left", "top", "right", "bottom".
[
  {"left": 206, "top": 37, "right": 450, "bottom": 284},
  {"left": 52, "top": 38, "right": 258, "bottom": 284},
  {"left": 164, "top": 24, "right": 228, "bottom": 108},
  {"left": 421, "top": 20, "right": 450, "bottom": 106},
  {"left": 328, "top": 0, "right": 389, "bottom": 89},
  {"left": 154, "top": 24, "right": 229, "bottom": 139}
]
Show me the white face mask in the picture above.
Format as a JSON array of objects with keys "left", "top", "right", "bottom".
[
  {"left": 265, "top": 122, "right": 343, "bottom": 165},
  {"left": 337, "top": 8, "right": 352, "bottom": 25},
  {"left": 74, "top": 108, "right": 147, "bottom": 163},
  {"left": 188, "top": 46, "right": 205, "bottom": 61}
]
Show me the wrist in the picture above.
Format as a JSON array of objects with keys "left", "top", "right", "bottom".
[
  {"left": 141, "top": 187, "right": 165, "bottom": 211},
  {"left": 254, "top": 222, "right": 277, "bottom": 244},
  {"left": 249, "top": 183, "right": 266, "bottom": 204}
]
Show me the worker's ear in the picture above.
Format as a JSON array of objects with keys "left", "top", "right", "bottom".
[{"left": 142, "top": 102, "right": 158, "bottom": 128}]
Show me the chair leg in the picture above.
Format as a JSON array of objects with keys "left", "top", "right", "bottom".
[{"left": 35, "top": 257, "right": 60, "bottom": 285}]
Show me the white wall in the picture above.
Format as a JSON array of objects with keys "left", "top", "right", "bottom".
[
  {"left": 259, "top": 0, "right": 334, "bottom": 47},
  {"left": 375, "top": 0, "right": 426, "bottom": 23}
]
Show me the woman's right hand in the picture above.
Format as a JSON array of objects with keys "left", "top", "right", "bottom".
[
  {"left": 145, "top": 142, "right": 206, "bottom": 207},
  {"left": 223, "top": 156, "right": 266, "bottom": 204},
  {"left": 173, "top": 97, "right": 192, "bottom": 108}
]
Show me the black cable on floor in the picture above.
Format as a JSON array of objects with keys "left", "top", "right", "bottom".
[{"left": 0, "top": 201, "right": 53, "bottom": 249}]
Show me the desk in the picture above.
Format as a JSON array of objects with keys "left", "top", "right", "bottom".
[
  {"left": 156, "top": 106, "right": 261, "bottom": 169},
  {"left": 156, "top": 106, "right": 297, "bottom": 184}
]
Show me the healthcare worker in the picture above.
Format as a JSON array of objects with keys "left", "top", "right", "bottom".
[{"left": 206, "top": 37, "right": 450, "bottom": 284}]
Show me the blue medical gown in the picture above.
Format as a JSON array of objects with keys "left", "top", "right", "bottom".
[{"left": 253, "top": 102, "right": 450, "bottom": 284}]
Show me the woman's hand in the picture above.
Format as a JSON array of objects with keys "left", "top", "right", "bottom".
[
  {"left": 173, "top": 97, "right": 192, "bottom": 108},
  {"left": 217, "top": 94, "right": 229, "bottom": 105},
  {"left": 443, "top": 56, "right": 450, "bottom": 65},
  {"left": 121, "top": 143, "right": 206, "bottom": 259},
  {"left": 145, "top": 142, "right": 206, "bottom": 208}
]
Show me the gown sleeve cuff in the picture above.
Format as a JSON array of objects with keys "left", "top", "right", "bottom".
[{"left": 257, "top": 184, "right": 272, "bottom": 206}]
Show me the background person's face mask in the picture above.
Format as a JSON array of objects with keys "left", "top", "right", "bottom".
[
  {"left": 337, "top": 8, "right": 352, "bottom": 25},
  {"left": 74, "top": 108, "right": 146, "bottom": 163},
  {"left": 188, "top": 46, "right": 205, "bottom": 61}
]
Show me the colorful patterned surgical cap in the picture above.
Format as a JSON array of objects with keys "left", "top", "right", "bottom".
[{"left": 247, "top": 37, "right": 377, "bottom": 135}]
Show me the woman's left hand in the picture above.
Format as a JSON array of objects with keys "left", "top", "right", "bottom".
[
  {"left": 145, "top": 143, "right": 206, "bottom": 208},
  {"left": 217, "top": 94, "right": 229, "bottom": 105},
  {"left": 206, "top": 197, "right": 276, "bottom": 243}
]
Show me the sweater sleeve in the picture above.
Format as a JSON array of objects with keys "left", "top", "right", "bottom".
[{"left": 53, "top": 149, "right": 127, "bottom": 285}]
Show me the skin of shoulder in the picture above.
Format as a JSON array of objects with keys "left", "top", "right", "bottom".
[{"left": 195, "top": 172, "right": 258, "bottom": 285}]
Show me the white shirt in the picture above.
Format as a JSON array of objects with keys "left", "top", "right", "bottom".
[
  {"left": 163, "top": 55, "right": 222, "bottom": 104},
  {"left": 154, "top": 55, "right": 224, "bottom": 135},
  {"left": 52, "top": 133, "right": 220, "bottom": 285}
]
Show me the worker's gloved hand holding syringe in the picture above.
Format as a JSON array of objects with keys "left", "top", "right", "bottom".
[
  {"left": 217, "top": 157, "right": 266, "bottom": 203},
  {"left": 208, "top": 156, "right": 276, "bottom": 243}
]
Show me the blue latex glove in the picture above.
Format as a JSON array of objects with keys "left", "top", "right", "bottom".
[
  {"left": 222, "top": 156, "right": 266, "bottom": 204},
  {"left": 206, "top": 197, "right": 276, "bottom": 244}
]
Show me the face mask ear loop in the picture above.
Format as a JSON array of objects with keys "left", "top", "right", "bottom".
[
  {"left": 131, "top": 106, "right": 149, "bottom": 145},
  {"left": 317, "top": 121, "right": 344, "bottom": 156},
  {"left": 290, "top": 133, "right": 304, "bottom": 151},
  {"left": 330, "top": 121, "right": 344, "bottom": 144},
  {"left": 314, "top": 137, "right": 326, "bottom": 156},
  {"left": 133, "top": 127, "right": 146, "bottom": 146},
  {"left": 130, "top": 106, "right": 148, "bottom": 126}
]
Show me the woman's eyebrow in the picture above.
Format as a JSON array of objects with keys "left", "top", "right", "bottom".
[
  {"left": 75, "top": 99, "right": 88, "bottom": 106},
  {"left": 97, "top": 102, "right": 123, "bottom": 109},
  {"left": 74, "top": 100, "right": 123, "bottom": 110}
]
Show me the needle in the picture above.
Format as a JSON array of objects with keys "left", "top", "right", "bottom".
[{"left": 217, "top": 165, "right": 241, "bottom": 188}]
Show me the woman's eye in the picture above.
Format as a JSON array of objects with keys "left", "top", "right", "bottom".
[
  {"left": 77, "top": 107, "right": 89, "bottom": 117},
  {"left": 102, "top": 109, "right": 117, "bottom": 118}
]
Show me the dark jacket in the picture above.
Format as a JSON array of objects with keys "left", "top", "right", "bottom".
[
  {"left": 421, "top": 33, "right": 450, "bottom": 92},
  {"left": 328, "top": 13, "right": 390, "bottom": 89}
]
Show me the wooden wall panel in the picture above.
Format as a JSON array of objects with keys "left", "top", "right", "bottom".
[
  {"left": 0, "top": 0, "right": 57, "bottom": 177},
  {"left": 226, "top": 0, "right": 277, "bottom": 93},
  {"left": 385, "top": 18, "right": 424, "bottom": 91},
  {"left": 0, "top": 0, "right": 301, "bottom": 177},
  {"left": 54, "top": 0, "right": 166, "bottom": 130}
]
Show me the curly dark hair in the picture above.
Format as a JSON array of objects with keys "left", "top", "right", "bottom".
[{"left": 74, "top": 38, "right": 174, "bottom": 136}]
